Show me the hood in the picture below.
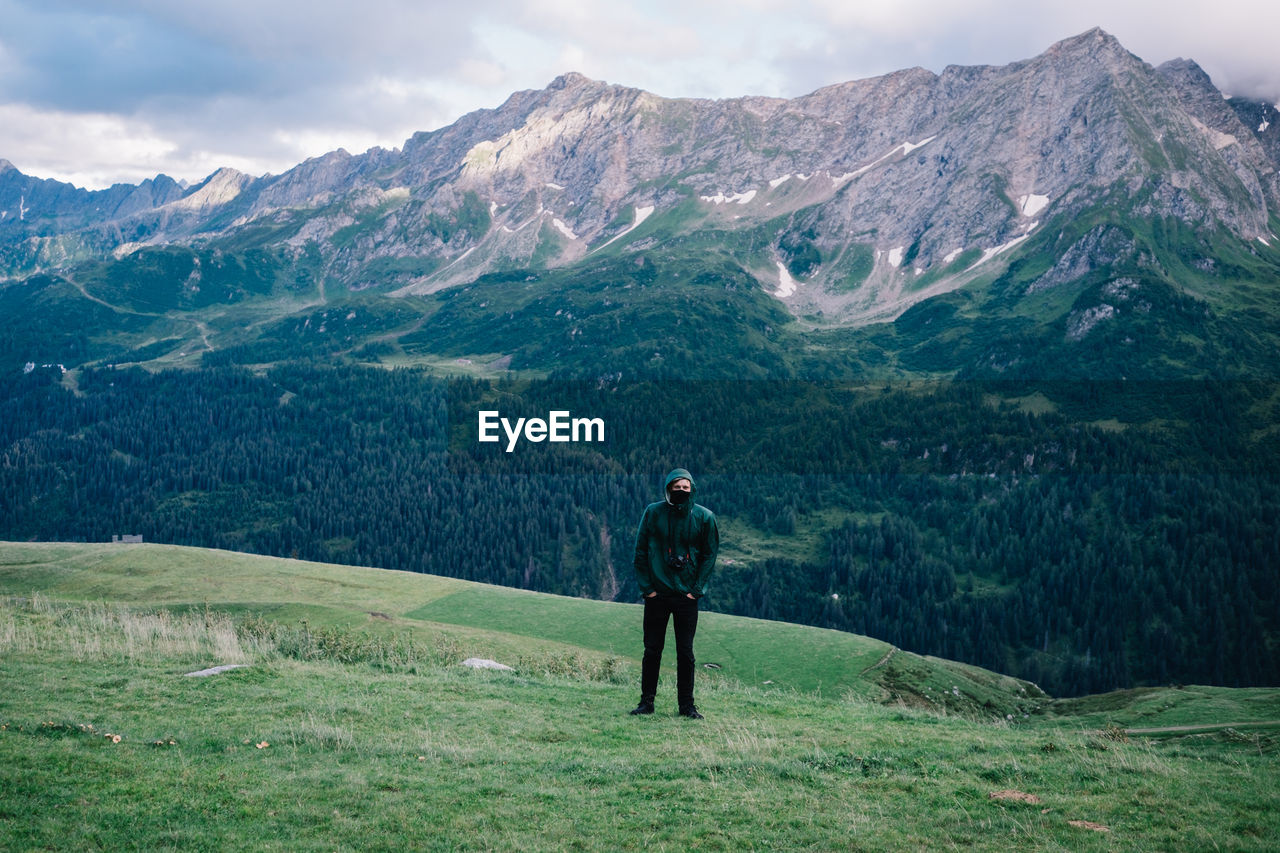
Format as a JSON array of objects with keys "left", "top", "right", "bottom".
[{"left": 664, "top": 468, "right": 696, "bottom": 506}]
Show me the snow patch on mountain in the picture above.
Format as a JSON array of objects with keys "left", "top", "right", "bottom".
[
  {"left": 768, "top": 173, "right": 810, "bottom": 188},
  {"left": 1019, "top": 194, "right": 1050, "bottom": 217},
  {"left": 775, "top": 261, "right": 797, "bottom": 298},
  {"left": 439, "top": 246, "right": 476, "bottom": 272},
  {"left": 901, "top": 136, "right": 937, "bottom": 155},
  {"left": 594, "top": 205, "right": 654, "bottom": 251},
  {"left": 552, "top": 217, "right": 578, "bottom": 240},
  {"left": 966, "top": 226, "right": 1038, "bottom": 271},
  {"left": 832, "top": 136, "right": 938, "bottom": 185},
  {"left": 701, "top": 189, "right": 757, "bottom": 205}
]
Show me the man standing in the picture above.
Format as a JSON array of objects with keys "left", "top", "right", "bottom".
[{"left": 630, "top": 468, "right": 719, "bottom": 719}]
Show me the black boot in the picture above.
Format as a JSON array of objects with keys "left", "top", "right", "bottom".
[{"left": 630, "top": 700, "right": 655, "bottom": 715}]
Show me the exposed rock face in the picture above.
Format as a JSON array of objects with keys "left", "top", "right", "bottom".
[
  {"left": 1028, "top": 226, "right": 1140, "bottom": 295},
  {"left": 1224, "top": 95, "right": 1280, "bottom": 195},
  {"left": 1155, "top": 58, "right": 1279, "bottom": 218},
  {"left": 2, "top": 28, "right": 1277, "bottom": 324}
]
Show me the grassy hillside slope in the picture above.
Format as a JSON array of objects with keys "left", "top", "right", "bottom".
[
  {"left": 0, "top": 542, "right": 1036, "bottom": 711},
  {"left": 3, "top": 543, "right": 1279, "bottom": 850}
]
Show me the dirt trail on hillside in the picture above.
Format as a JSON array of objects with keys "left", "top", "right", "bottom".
[
  {"left": 65, "top": 274, "right": 159, "bottom": 317},
  {"left": 860, "top": 646, "right": 897, "bottom": 676}
]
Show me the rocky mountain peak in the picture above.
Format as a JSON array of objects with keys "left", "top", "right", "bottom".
[
  {"left": 2, "top": 29, "right": 1276, "bottom": 330},
  {"left": 548, "top": 71, "right": 599, "bottom": 92},
  {"left": 1044, "top": 27, "right": 1129, "bottom": 61},
  {"left": 1023, "top": 27, "right": 1147, "bottom": 87},
  {"left": 169, "top": 167, "right": 252, "bottom": 213},
  {"left": 1157, "top": 57, "right": 1213, "bottom": 86}
]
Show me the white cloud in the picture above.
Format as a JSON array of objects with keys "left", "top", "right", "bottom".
[
  {"left": 753, "top": 0, "right": 1280, "bottom": 101},
  {"left": 0, "top": 102, "right": 181, "bottom": 187},
  {"left": 1, "top": 0, "right": 1276, "bottom": 189}
]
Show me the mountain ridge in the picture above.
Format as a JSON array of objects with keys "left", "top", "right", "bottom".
[
  {"left": 2, "top": 28, "right": 1279, "bottom": 377},
  {"left": 4, "top": 30, "right": 1277, "bottom": 287}
]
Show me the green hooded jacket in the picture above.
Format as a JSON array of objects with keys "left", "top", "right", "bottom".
[{"left": 633, "top": 468, "right": 719, "bottom": 599}]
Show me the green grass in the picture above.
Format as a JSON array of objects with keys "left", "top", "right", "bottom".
[
  {"left": 405, "top": 587, "right": 896, "bottom": 698},
  {"left": 3, "top": 587, "right": 1278, "bottom": 850},
  {"left": 719, "top": 507, "right": 879, "bottom": 568},
  {"left": 0, "top": 542, "right": 1032, "bottom": 709},
  {"left": 1046, "top": 686, "right": 1280, "bottom": 733},
  {"left": 397, "top": 250, "right": 800, "bottom": 378}
]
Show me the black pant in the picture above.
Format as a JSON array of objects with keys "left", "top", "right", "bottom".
[{"left": 641, "top": 593, "right": 699, "bottom": 709}]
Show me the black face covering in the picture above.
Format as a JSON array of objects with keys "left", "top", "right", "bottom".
[{"left": 668, "top": 489, "right": 691, "bottom": 506}]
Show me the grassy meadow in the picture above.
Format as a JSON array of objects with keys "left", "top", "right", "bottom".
[{"left": 2, "top": 542, "right": 1278, "bottom": 851}]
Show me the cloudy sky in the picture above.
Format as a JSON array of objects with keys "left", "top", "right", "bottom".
[{"left": 2, "top": 0, "right": 1276, "bottom": 189}]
